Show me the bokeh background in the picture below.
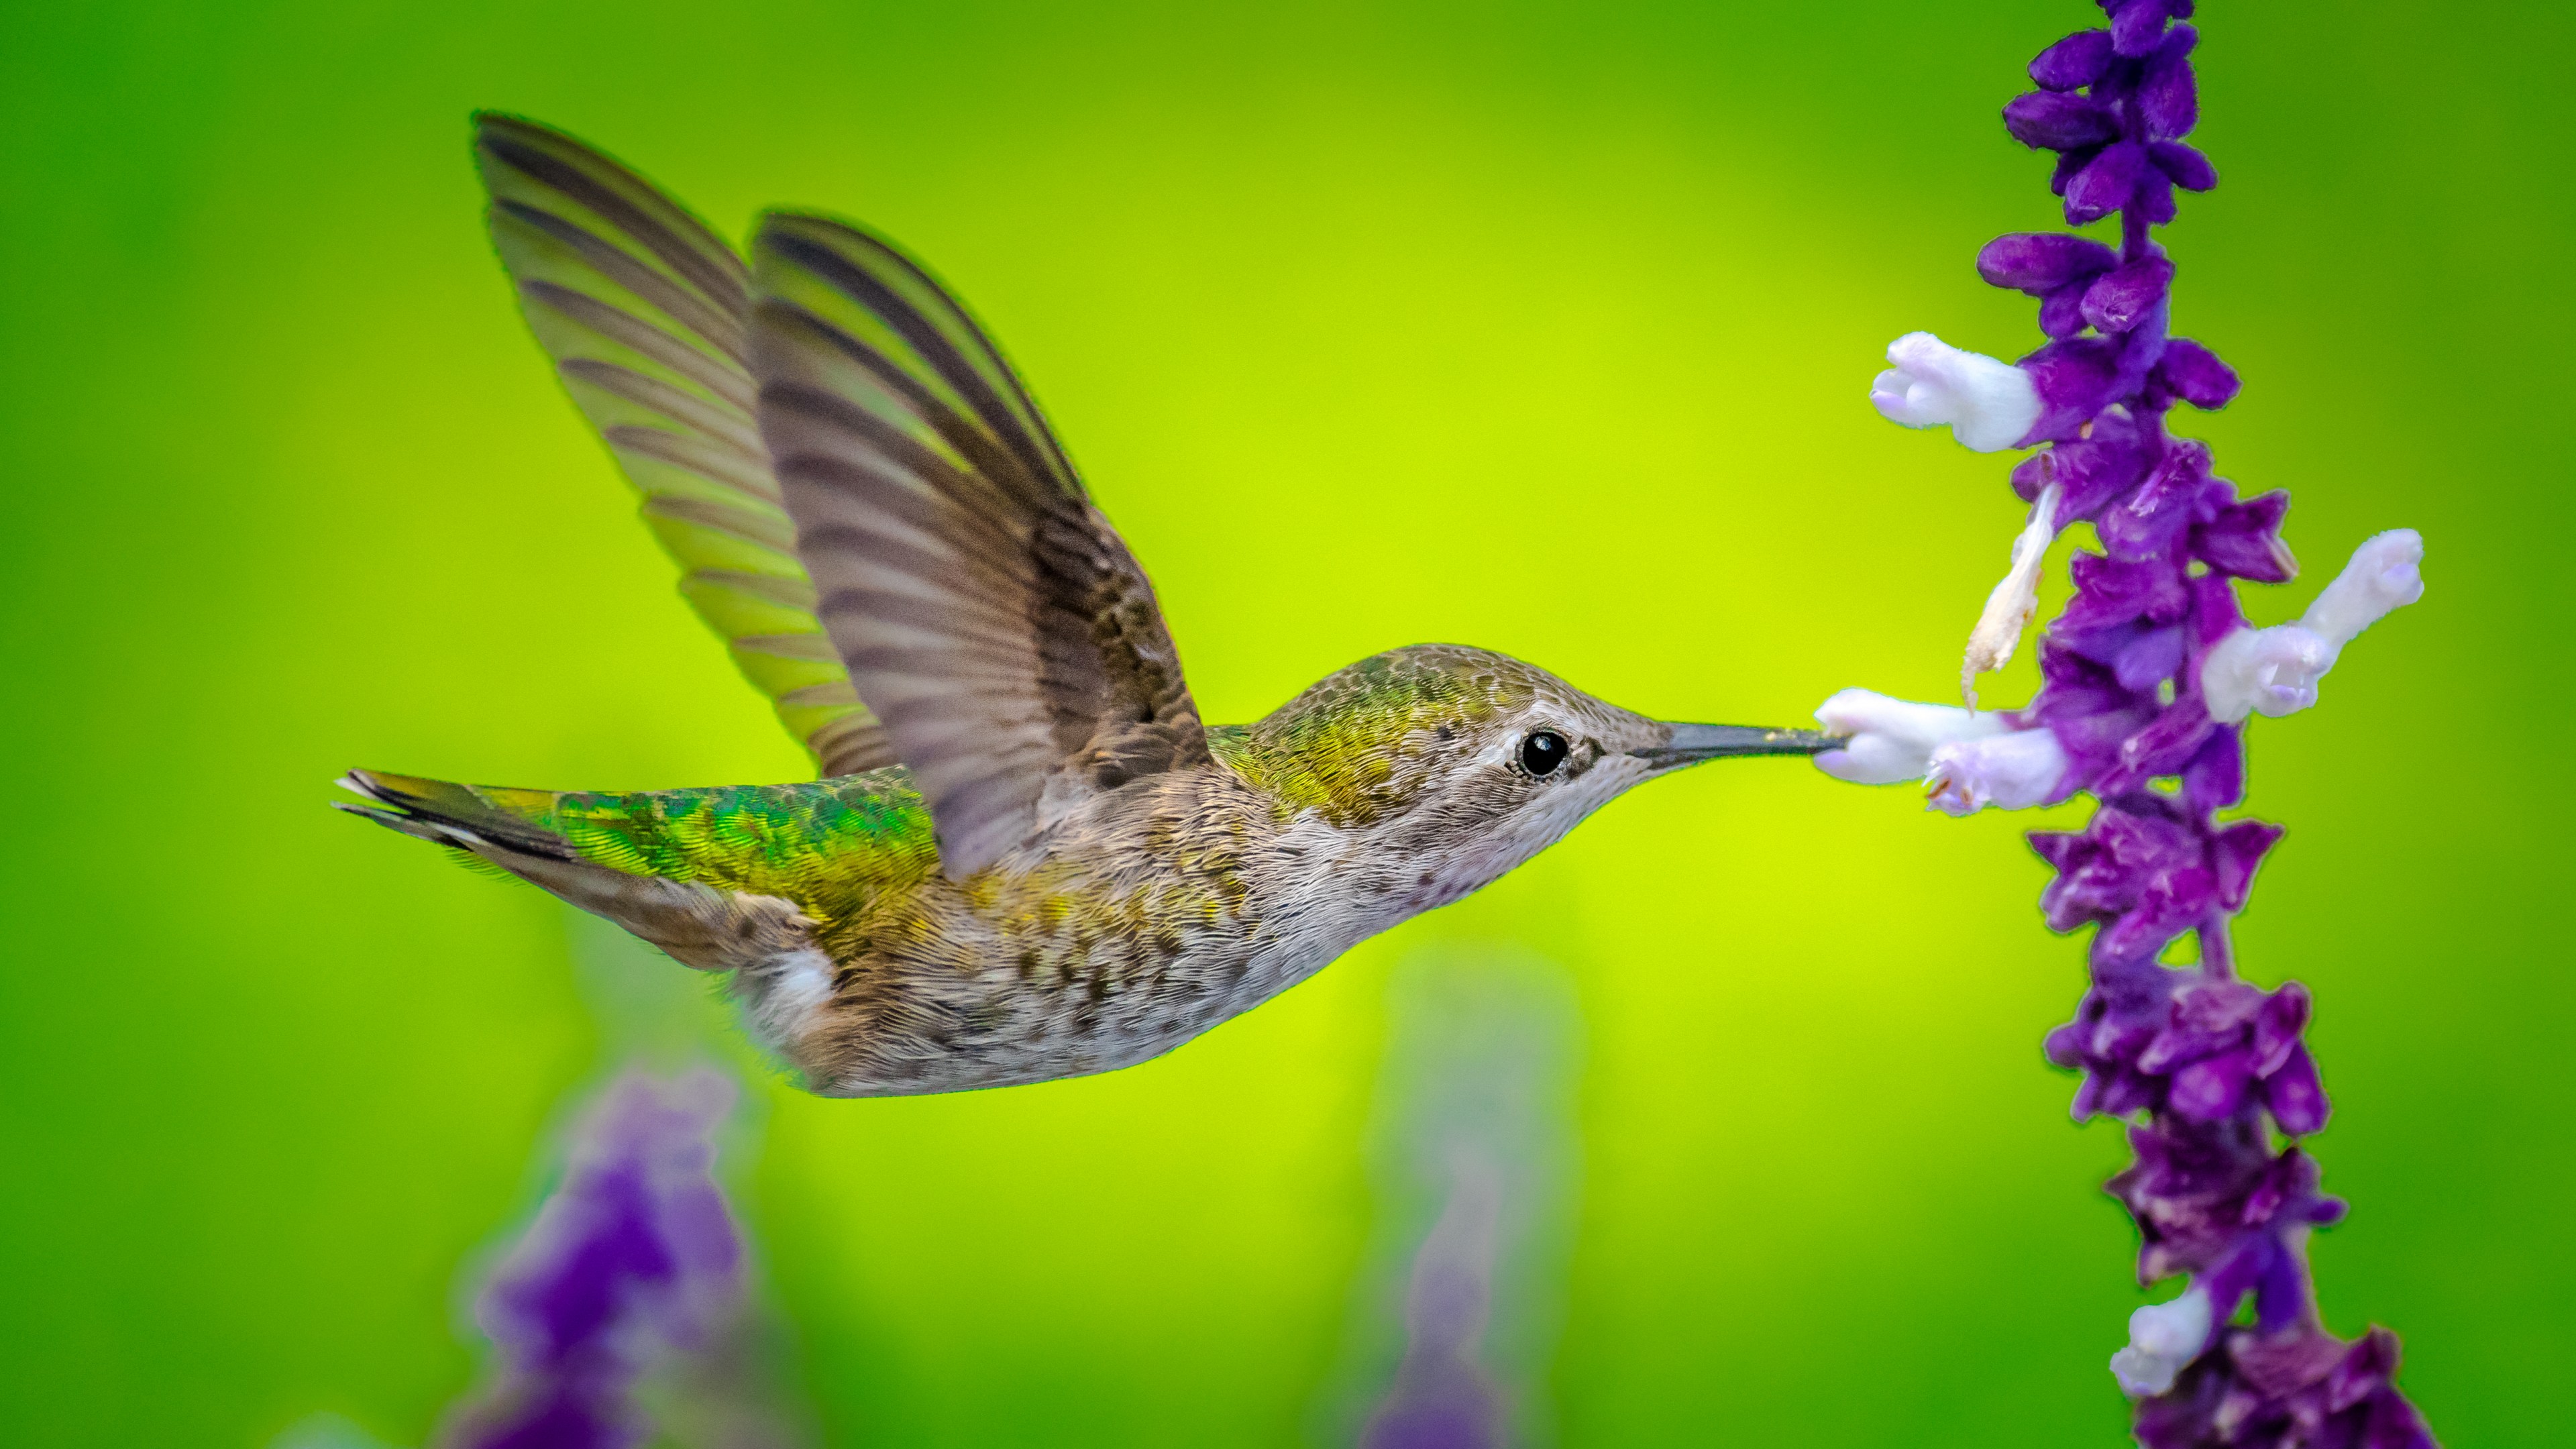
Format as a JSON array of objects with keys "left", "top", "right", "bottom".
[{"left": 3, "top": 1, "right": 2567, "bottom": 1444}]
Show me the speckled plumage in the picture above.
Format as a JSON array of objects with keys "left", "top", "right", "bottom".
[{"left": 341, "top": 121, "right": 1835, "bottom": 1096}]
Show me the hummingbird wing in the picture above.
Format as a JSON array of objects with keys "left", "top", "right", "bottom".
[
  {"left": 472, "top": 115, "right": 895, "bottom": 775},
  {"left": 748, "top": 213, "right": 1210, "bottom": 879}
]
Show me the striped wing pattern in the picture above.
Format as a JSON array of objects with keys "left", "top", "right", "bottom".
[
  {"left": 472, "top": 114, "right": 894, "bottom": 775},
  {"left": 750, "top": 214, "right": 1208, "bottom": 879}
]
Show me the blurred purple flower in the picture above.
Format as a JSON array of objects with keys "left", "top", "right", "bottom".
[
  {"left": 1832, "top": 3, "right": 2437, "bottom": 1442},
  {"left": 442, "top": 1069, "right": 757, "bottom": 1449},
  {"left": 1363, "top": 1154, "right": 1509, "bottom": 1449},
  {"left": 1335, "top": 951, "right": 1580, "bottom": 1449}
]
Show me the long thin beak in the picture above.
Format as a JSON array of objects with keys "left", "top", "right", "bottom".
[{"left": 1631, "top": 722, "right": 1847, "bottom": 770}]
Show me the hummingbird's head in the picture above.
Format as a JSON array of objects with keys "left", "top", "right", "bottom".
[{"left": 1232, "top": 645, "right": 1837, "bottom": 910}]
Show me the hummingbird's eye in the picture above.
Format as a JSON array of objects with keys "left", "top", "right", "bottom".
[{"left": 1519, "top": 731, "right": 1570, "bottom": 777}]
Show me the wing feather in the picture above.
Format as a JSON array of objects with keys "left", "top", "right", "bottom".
[
  {"left": 749, "top": 214, "right": 1207, "bottom": 877},
  {"left": 472, "top": 114, "right": 893, "bottom": 775}
]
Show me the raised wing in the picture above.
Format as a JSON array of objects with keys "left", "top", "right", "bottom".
[
  {"left": 471, "top": 114, "right": 894, "bottom": 775},
  {"left": 749, "top": 213, "right": 1208, "bottom": 878}
]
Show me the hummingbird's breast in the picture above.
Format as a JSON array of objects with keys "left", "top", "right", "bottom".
[{"left": 755, "top": 757, "right": 1400, "bottom": 1097}]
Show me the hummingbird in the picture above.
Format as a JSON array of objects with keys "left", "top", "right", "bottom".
[{"left": 339, "top": 115, "right": 1839, "bottom": 1097}]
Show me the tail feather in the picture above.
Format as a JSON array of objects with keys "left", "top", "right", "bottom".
[
  {"left": 334, "top": 769, "right": 578, "bottom": 859},
  {"left": 333, "top": 768, "right": 818, "bottom": 975}
]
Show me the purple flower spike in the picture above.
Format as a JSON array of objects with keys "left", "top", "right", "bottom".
[
  {"left": 2031, "top": 29, "right": 2118, "bottom": 91},
  {"left": 1831, "top": 5, "right": 2438, "bottom": 1442},
  {"left": 446, "top": 1071, "right": 751, "bottom": 1449}
]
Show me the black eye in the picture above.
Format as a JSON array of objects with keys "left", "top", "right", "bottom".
[{"left": 1519, "top": 731, "right": 1569, "bottom": 777}]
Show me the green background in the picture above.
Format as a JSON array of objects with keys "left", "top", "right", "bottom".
[{"left": 3, "top": 1, "right": 2565, "bottom": 1443}]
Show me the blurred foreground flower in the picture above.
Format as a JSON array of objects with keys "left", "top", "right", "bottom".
[
  {"left": 275, "top": 1059, "right": 806, "bottom": 1449},
  {"left": 1820, "top": 3, "right": 2437, "bottom": 1443},
  {"left": 445, "top": 1069, "right": 747, "bottom": 1449},
  {"left": 1328, "top": 950, "right": 1580, "bottom": 1449}
]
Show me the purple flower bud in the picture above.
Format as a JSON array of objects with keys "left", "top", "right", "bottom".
[
  {"left": 2179, "top": 727, "right": 2243, "bottom": 814},
  {"left": 2112, "top": 626, "right": 2185, "bottom": 691},
  {"left": 2065, "top": 141, "right": 2150, "bottom": 224},
  {"left": 2039, "top": 282, "right": 2092, "bottom": 339},
  {"left": 2263, "top": 1044, "right": 2330, "bottom": 1136},
  {"left": 2153, "top": 337, "right": 2239, "bottom": 408},
  {"left": 2137, "top": 25, "right": 2200, "bottom": 138},
  {"left": 2149, "top": 140, "right": 2218, "bottom": 191},
  {"left": 2050, "top": 144, "right": 2098, "bottom": 197},
  {"left": 2098, "top": 437, "right": 2216, "bottom": 561},
  {"left": 2251, "top": 983, "right": 2310, "bottom": 1075},
  {"left": 2043, "top": 1015, "right": 2096, "bottom": 1071},
  {"left": 2169, "top": 1049, "right": 2255, "bottom": 1122},
  {"left": 2173, "top": 979, "right": 2266, "bottom": 1034},
  {"left": 2061, "top": 549, "right": 2193, "bottom": 632},
  {"left": 2040, "top": 427, "right": 2152, "bottom": 521},
  {"left": 2082, "top": 256, "right": 2177, "bottom": 333},
  {"left": 2211, "top": 820, "right": 2284, "bottom": 912},
  {"left": 2129, "top": 169, "right": 2180, "bottom": 225},
  {"left": 2328, "top": 1331, "right": 2413, "bottom": 1419},
  {"left": 2033, "top": 657, "right": 2159, "bottom": 787},
  {"left": 2017, "top": 337, "right": 2127, "bottom": 443},
  {"left": 2108, "top": 0, "right": 2188, "bottom": 57},
  {"left": 2188, "top": 572, "right": 2246, "bottom": 649},
  {"left": 2099, "top": 697, "right": 2219, "bottom": 796},
  {"left": 2009, "top": 451, "right": 2051, "bottom": 504},
  {"left": 2031, "top": 29, "right": 2118, "bottom": 91},
  {"left": 2193, "top": 490, "right": 2298, "bottom": 582},
  {"left": 2080, "top": 1064, "right": 2163, "bottom": 1120},
  {"left": 2006, "top": 91, "right": 2125, "bottom": 152},
  {"left": 2139, "top": 1009, "right": 2238, "bottom": 1074},
  {"left": 1978, "top": 232, "right": 2121, "bottom": 294}
]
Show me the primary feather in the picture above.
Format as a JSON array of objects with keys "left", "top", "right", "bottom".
[{"left": 473, "top": 113, "right": 892, "bottom": 775}]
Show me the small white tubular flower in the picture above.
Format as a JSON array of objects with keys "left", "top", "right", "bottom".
[
  {"left": 1811, "top": 688, "right": 2015, "bottom": 785},
  {"left": 1961, "top": 482, "right": 2063, "bottom": 710},
  {"left": 2304, "top": 527, "right": 2426, "bottom": 643},
  {"left": 2201, "top": 529, "right": 2425, "bottom": 724},
  {"left": 1925, "top": 727, "right": 2070, "bottom": 816},
  {"left": 2109, "top": 1287, "right": 2214, "bottom": 1399},
  {"left": 1870, "top": 331, "right": 2044, "bottom": 452}
]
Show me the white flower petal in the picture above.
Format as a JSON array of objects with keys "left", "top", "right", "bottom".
[
  {"left": 2302, "top": 528, "right": 2424, "bottom": 647},
  {"left": 1811, "top": 688, "right": 2015, "bottom": 786},
  {"left": 2200, "top": 529, "right": 2425, "bottom": 724},
  {"left": 1869, "top": 332, "right": 2043, "bottom": 453},
  {"left": 2109, "top": 1288, "right": 2213, "bottom": 1399},
  {"left": 1925, "top": 728, "right": 2070, "bottom": 816}
]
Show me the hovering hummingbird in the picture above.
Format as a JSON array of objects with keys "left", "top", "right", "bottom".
[{"left": 340, "top": 115, "right": 1837, "bottom": 1097}]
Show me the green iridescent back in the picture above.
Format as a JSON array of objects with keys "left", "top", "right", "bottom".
[{"left": 470, "top": 771, "right": 940, "bottom": 920}]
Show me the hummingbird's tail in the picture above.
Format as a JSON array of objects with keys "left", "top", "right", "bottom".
[
  {"left": 334, "top": 769, "right": 820, "bottom": 976},
  {"left": 335, "top": 769, "right": 580, "bottom": 863}
]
